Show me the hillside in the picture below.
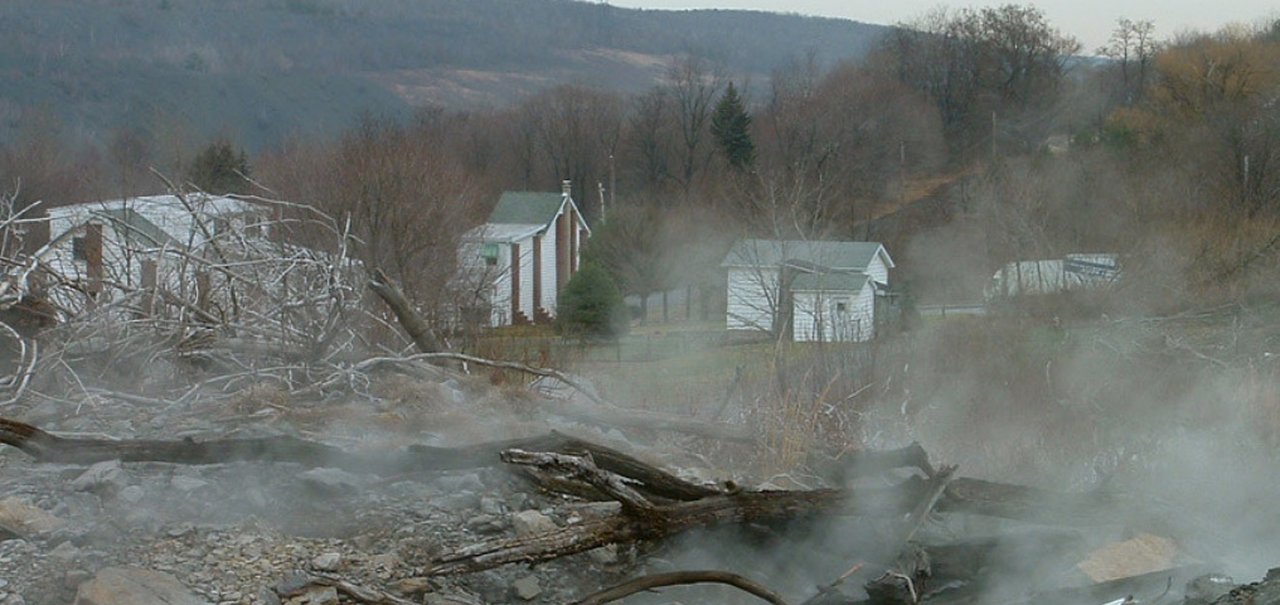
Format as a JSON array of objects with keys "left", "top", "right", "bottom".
[{"left": 0, "top": 0, "right": 889, "bottom": 150}]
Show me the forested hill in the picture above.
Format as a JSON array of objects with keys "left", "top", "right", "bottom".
[{"left": 0, "top": 0, "right": 889, "bottom": 150}]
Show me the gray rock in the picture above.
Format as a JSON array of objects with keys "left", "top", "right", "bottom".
[
  {"left": 511, "top": 510, "right": 556, "bottom": 538},
  {"left": 119, "top": 485, "right": 145, "bottom": 504},
  {"left": 290, "top": 586, "right": 338, "bottom": 605},
  {"left": 71, "top": 461, "right": 126, "bottom": 494},
  {"left": 588, "top": 544, "right": 618, "bottom": 565},
  {"left": 64, "top": 570, "right": 93, "bottom": 591},
  {"left": 273, "top": 572, "right": 312, "bottom": 595},
  {"left": 512, "top": 576, "right": 541, "bottom": 601},
  {"left": 73, "top": 567, "right": 210, "bottom": 605},
  {"left": 299, "top": 468, "right": 364, "bottom": 494},
  {"left": 464, "top": 514, "right": 505, "bottom": 534},
  {"left": 479, "top": 496, "right": 504, "bottom": 515},
  {"left": 424, "top": 592, "right": 483, "bottom": 605},
  {"left": 48, "top": 540, "right": 81, "bottom": 562},
  {"left": 437, "top": 491, "right": 480, "bottom": 511},
  {"left": 310, "top": 552, "right": 342, "bottom": 572},
  {"left": 170, "top": 476, "right": 208, "bottom": 492},
  {"left": 257, "top": 588, "right": 282, "bottom": 605},
  {"left": 435, "top": 473, "right": 484, "bottom": 494}
]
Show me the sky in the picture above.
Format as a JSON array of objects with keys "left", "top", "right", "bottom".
[{"left": 605, "top": 0, "right": 1277, "bottom": 52}]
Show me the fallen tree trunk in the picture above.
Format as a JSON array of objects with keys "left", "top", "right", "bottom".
[
  {"left": 0, "top": 417, "right": 1129, "bottom": 527},
  {"left": 428, "top": 484, "right": 911, "bottom": 576},
  {"left": 0, "top": 419, "right": 718, "bottom": 502}
]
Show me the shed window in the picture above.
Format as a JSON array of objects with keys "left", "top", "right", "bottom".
[{"left": 481, "top": 243, "right": 500, "bottom": 266}]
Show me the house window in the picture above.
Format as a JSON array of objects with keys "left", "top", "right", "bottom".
[
  {"left": 72, "top": 236, "right": 88, "bottom": 261},
  {"left": 481, "top": 243, "right": 500, "bottom": 266},
  {"left": 836, "top": 302, "right": 848, "bottom": 313}
]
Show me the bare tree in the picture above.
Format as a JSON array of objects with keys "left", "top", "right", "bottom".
[
  {"left": 665, "top": 55, "right": 724, "bottom": 195},
  {"left": 520, "top": 85, "right": 624, "bottom": 217},
  {"left": 1098, "top": 18, "right": 1159, "bottom": 106}
]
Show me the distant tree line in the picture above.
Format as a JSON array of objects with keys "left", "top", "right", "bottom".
[{"left": 3, "top": 5, "right": 1280, "bottom": 317}]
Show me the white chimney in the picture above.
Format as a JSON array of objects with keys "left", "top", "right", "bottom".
[{"left": 561, "top": 179, "right": 572, "bottom": 197}]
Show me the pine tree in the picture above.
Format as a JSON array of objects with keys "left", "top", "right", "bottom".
[
  {"left": 711, "top": 81, "right": 756, "bottom": 171},
  {"left": 556, "top": 262, "right": 629, "bottom": 338},
  {"left": 186, "top": 140, "right": 250, "bottom": 194}
]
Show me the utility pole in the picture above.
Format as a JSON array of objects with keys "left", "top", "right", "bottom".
[
  {"left": 899, "top": 140, "right": 906, "bottom": 205},
  {"left": 991, "top": 111, "right": 998, "bottom": 163},
  {"left": 598, "top": 181, "right": 607, "bottom": 225},
  {"left": 609, "top": 153, "right": 616, "bottom": 213}
]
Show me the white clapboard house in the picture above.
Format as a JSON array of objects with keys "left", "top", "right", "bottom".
[
  {"left": 457, "top": 182, "right": 589, "bottom": 327},
  {"left": 25, "top": 194, "right": 273, "bottom": 314},
  {"left": 722, "top": 239, "right": 894, "bottom": 342}
]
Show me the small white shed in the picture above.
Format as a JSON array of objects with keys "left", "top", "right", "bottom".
[
  {"left": 791, "top": 272, "right": 877, "bottom": 343},
  {"left": 721, "top": 239, "right": 894, "bottom": 342}
]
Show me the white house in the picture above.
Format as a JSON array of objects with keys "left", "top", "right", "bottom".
[
  {"left": 22, "top": 194, "right": 272, "bottom": 313},
  {"left": 722, "top": 239, "right": 894, "bottom": 342},
  {"left": 458, "top": 182, "right": 590, "bottom": 327}
]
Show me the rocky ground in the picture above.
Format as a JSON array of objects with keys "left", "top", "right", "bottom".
[
  {"left": 2, "top": 365, "right": 1280, "bottom": 605},
  {"left": 0, "top": 372, "right": 677, "bottom": 605}
]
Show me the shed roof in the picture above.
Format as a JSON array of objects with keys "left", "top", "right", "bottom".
[
  {"left": 722, "top": 239, "right": 892, "bottom": 271},
  {"left": 487, "top": 192, "right": 566, "bottom": 226},
  {"left": 791, "top": 271, "right": 870, "bottom": 292}
]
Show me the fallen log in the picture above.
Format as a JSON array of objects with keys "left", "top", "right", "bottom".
[
  {"left": 0, "top": 416, "right": 1134, "bottom": 528},
  {"left": 427, "top": 484, "right": 912, "bottom": 576},
  {"left": 573, "top": 570, "right": 791, "bottom": 605},
  {"left": 0, "top": 418, "right": 718, "bottom": 502}
]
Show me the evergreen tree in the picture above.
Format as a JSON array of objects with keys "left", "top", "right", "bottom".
[
  {"left": 186, "top": 140, "right": 250, "bottom": 194},
  {"left": 710, "top": 81, "right": 756, "bottom": 171},
  {"left": 556, "top": 262, "right": 629, "bottom": 338}
]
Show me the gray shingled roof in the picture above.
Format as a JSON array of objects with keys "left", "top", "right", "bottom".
[
  {"left": 487, "top": 191, "right": 566, "bottom": 226},
  {"left": 790, "top": 271, "right": 869, "bottom": 292},
  {"left": 95, "top": 208, "right": 178, "bottom": 247},
  {"left": 722, "top": 239, "right": 889, "bottom": 271}
]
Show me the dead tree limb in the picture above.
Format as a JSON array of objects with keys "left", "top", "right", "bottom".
[
  {"left": 573, "top": 570, "right": 791, "bottom": 605},
  {"left": 501, "top": 449, "right": 656, "bottom": 513},
  {"left": 368, "top": 268, "right": 444, "bottom": 353},
  {"left": 279, "top": 573, "right": 417, "bottom": 605}
]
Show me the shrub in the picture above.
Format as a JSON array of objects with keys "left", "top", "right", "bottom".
[{"left": 556, "top": 263, "right": 628, "bottom": 338}]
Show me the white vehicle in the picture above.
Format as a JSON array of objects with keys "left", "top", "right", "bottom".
[{"left": 984, "top": 253, "right": 1120, "bottom": 300}]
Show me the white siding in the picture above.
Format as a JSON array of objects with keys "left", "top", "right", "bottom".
[
  {"left": 792, "top": 283, "right": 875, "bottom": 343},
  {"left": 851, "top": 281, "right": 875, "bottom": 341},
  {"left": 866, "top": 252, "right": 889, "bottom": 286},
  {"left": 726, "top": 267, "right": 778, "bottom": 332},
  {"left": 539, "top": 229, "right": 557, "bottom": 315},
  {"left": 517, "top": 235, "right": 536, "bottom": 321}
]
